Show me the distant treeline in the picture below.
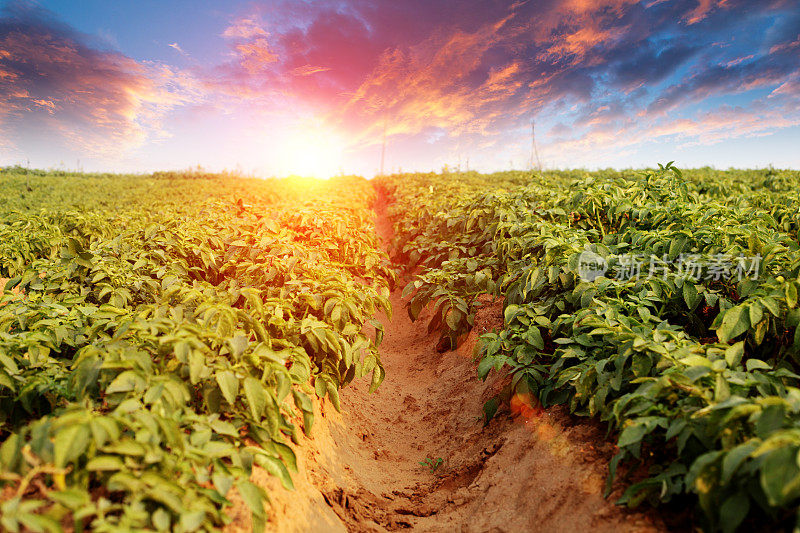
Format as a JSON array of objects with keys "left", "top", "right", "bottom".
[
  {"left": 1, "top": 164, "right": 795, "bottom": 183},
  {"left": 0, "top": 165, "right": 248, "bottom": 180}
]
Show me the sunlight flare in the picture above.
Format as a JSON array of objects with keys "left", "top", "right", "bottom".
[{"left": 274, "top": 122, "right": 346, "bottom": 179}]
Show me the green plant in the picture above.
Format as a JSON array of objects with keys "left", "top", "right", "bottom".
[
  {"left": 419, "top": 457, "right": 444, "bottom": 473},
  {"left": 381, "top": 164, "right": 800, "bottom": 531},
  {"left": 0, "top": 172, "right": 394, "bottom": 531}
]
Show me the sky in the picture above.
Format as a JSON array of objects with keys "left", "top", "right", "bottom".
[{"left": 0, "top": 0, "right": 798, "bottom": 177}]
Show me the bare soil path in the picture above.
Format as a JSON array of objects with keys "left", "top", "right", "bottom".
[{"left": 243, "top": 190, "right": 669, "bottom": 532}]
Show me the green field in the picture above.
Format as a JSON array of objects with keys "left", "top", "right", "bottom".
[
  {"left": 0, "top": 169, "right": 391, "bottom": 531},
  {"left": 3, "top": 164, "right": 800, "bottom": 531},
  {"left": 379, "top": 164, "right": 800, "bottom": 532}
]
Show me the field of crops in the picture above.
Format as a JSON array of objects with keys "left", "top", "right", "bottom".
[
  {"left": 0, "top": 170, "right": 391, "bottom": 531},
  {"left": 378, "top": 164, "right": 800, "bottom": 532},
  {"left": 3, "top": 165, "right": 800, "bottom": 532}
]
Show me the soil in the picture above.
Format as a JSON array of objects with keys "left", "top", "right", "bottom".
[{"left": 227, "top": 191, "right": 671, "bottom": 533}]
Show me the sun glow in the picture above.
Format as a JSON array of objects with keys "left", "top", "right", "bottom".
[{"left": 274, "top": 123, "right": 347, "bottom": 179}]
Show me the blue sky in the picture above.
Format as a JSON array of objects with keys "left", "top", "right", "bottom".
[{"left": 1, "top": 0, "right": 798, "bottom": 176}]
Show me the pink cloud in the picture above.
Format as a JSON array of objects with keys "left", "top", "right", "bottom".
[
  {"left": 770, "top": 36, "right": 800, "bottom": 54},
  {"left": 2, "top": 0, "right": 798, "bottom": 171},
  {"left": 683, "top": 0, "right": 729, "bottom": 24},
  {"left": 222, "top": 17, "right": 269, "bottom": 40},
  {"left": 0, "top": 12, "right": 200, "bottom": 155},
  {"left": 221, "top": 17, "right": 278, "bottom": 75},
  {"left": 291, "top": 65, "right": 332, "bottom": 76}
]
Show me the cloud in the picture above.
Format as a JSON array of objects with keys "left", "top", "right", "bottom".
[
  {"left": 291, "top": 65, "right": 332, "bottom": 76},
  {"left": 187, "top": 0, "right": 797, "bottom": 171},
  {"left": 285, "top": 0, "right": 650, "bottom": 145},
  {"left": 647, "top": 36, "right": 799, "bottom": 116},
  {"left": 683, "top": 0, "right": 728, "bottom": 24},
  {"left": 2, "top": 0, "right": 799, "bottom": 170},
  {"left": 0, "top": 1, "right": 200, "bottom": 156},
  {"left": 770, "top": 75, "right": 800, "bottom": 98},
  {"left": 342, "top": 14, "right": 526, "bottom": 141},
  {"left": 542, "top": 73, "right": 800, "bottom": 165},
  {"left": 168, "top": 42, "right": 186, "bottom": 55},
  {"left": 222, "top": 17, "right": 269, "bottom": 40},
  {"left": 770, "top": 37, "right": 800, "bottom": 54},
  {"left": 610, "top": 42, "right": 699, "bottom": 90},
  {"left": 221, "top": 17, "right": 277, "bottom": 74}
]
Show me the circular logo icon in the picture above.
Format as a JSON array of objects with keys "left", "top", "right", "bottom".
[{"left": 578, "top": 250, "right": 608, "bottom": 282}]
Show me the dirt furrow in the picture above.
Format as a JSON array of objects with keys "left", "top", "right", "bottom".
[{"left": 250, "top": 191, "right": 668, "bottom": 532}]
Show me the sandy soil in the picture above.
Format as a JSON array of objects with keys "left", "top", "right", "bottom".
[{"left": 227, "top": 191, "right": 673, "bottom": 533}]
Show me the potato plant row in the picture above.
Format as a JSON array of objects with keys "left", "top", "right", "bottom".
[
  {"left": 0, "top": 172, "right": 392, "bottom": 532},
  {"left": 378, "top": 165, "right": 800, "bottom": 531}
]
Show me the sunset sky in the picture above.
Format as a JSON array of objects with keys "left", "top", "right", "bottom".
[{"left": 1, "top": 0, "right": 798, "bottom": 176}]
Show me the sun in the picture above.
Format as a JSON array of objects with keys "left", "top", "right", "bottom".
[{"left": 275, "top": 123, "right": 346, "bottom": 179}]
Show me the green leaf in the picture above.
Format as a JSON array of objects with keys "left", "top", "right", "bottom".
[
  {"left": 445, "top": 309, "right": 462, "bottom": 332},
  {"left": 54, "top": 424, "right": 91, "bottom": 468},
  {"left": 228, "top": 335, "right": 249, "bottom": 358},
  {"left": 0, "top": 371, "right": 15, "bottom": 392},
  {"left": 717, "top": 306, "right": 750, "bottom": 343},
  {"left": 302, "top": 410, "right": 314, "bottom": 435},
  {"left": 761, "top": 296, "right": 780, "bottom": 316},
  {"left": 189, "top": 350, "right": 205, "bottom": 385},
  {"left": 101, "top": 439, "right": 145, "bottom": 456},
  {"left": 525, "top": 327, "right": 544, "bottom": 350},
  {"left": 17, "top": 512, "right": 61, "bottom": 533},
  {"left": 631, "top": 352, "right": 652, "bottom": 377},
  {"left": 756, "top": 405, "right": 785, "bottom": 438},
  {"left": 236, "top": 480, "right": 266, "bottom": 518},
  {"left": 243, "top": 377, "right": 267, "bottom": 420},
  {"left": 314, "top": 378, "right": 327, "bottom": 399},
  {"left": 725, "top": 342, "right": 744, "bottom": 367},
  {"left": 273, "top": 441, "right": 298, "bottom": 472},
  {"left": 748, "top": 304, "right": 763, "bottom": 327},
  {"left": 254, "top": 453, "right": 295, "bottom": 491},
  {"left": 683, "top": 282, "right": 701, "bottom": 310},
  {"left": 754, "top": 318, "right": 768, "bottom": 345},
  {"left": 789, "top": 308, "right": 800, "bottom": 327},
  {"left": 215, "top": 371, "right": 239, "bottom": 405},
  {"left": 483, "top": 397, "right": 499, "bottom": 424},
  {"left": 668, "top": 235, "right": 687, "bottom": 261},
  {"left": 401, "top": 281, "right": 416, "bottom": 299},
  {"left": 477, "top": 356, "right": 495, "bottom": 380},
  {"left": 212, "top": 472, "right": 233, "bottom": 496},
  {"left": 179, "top": 511, "right": 206, "bottom": 532},
  {"left": 794, "top": 325, "right": 800, "bottom": 353},
  {"left": 504, "top": 304, "right": 521, "bottom": 325},
  {"left": 152, "top": 508, "right": 171, "bottom": 531},
  {"left": 292, "top": 390, "right": 313, "bottom": 413},
  {"left": 86, "top": 455, "right": 125, "bottom": 471},
  {"left": 408, "top": 297, "right": 425, "bottom": 322},
  {"left": 0, "top": 433, "right": 21, "bottom": 470},
  {"left": 721, "top": 441, "right": 759, "bottom": 485},
  {"left": 617, "top": 423, "right": 647, "bottom": 448},
  {"left": 47, "top": 489, "right": 90, "bottom": 510},
  {"left": 760, "top": 446, "right": 800, "bottom": 506},
  {"left": 105, "top": 370, "right": 143, "bottom": 394},
  {"left": 720, "top": 492, "right": 749, "bottom": 533},
  {"left": 369, "top": 365, "right": 385, "bottom": 393},
  {"left": 787, "top": 283, "right": 798, "bottom": 309},
  {"left": 746, "top": 359, "right": 771, "bottom": 371},
  {"left": 326, "top": 383, "right": 341, "bottom": 411}
]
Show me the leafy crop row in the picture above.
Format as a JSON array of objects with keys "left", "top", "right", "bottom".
[
  {"left": 378, "top": 165, "right": 800, "bottom": 531},
  {"left": 0, "top": 172, "right": 392, "bottom": 532}
]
